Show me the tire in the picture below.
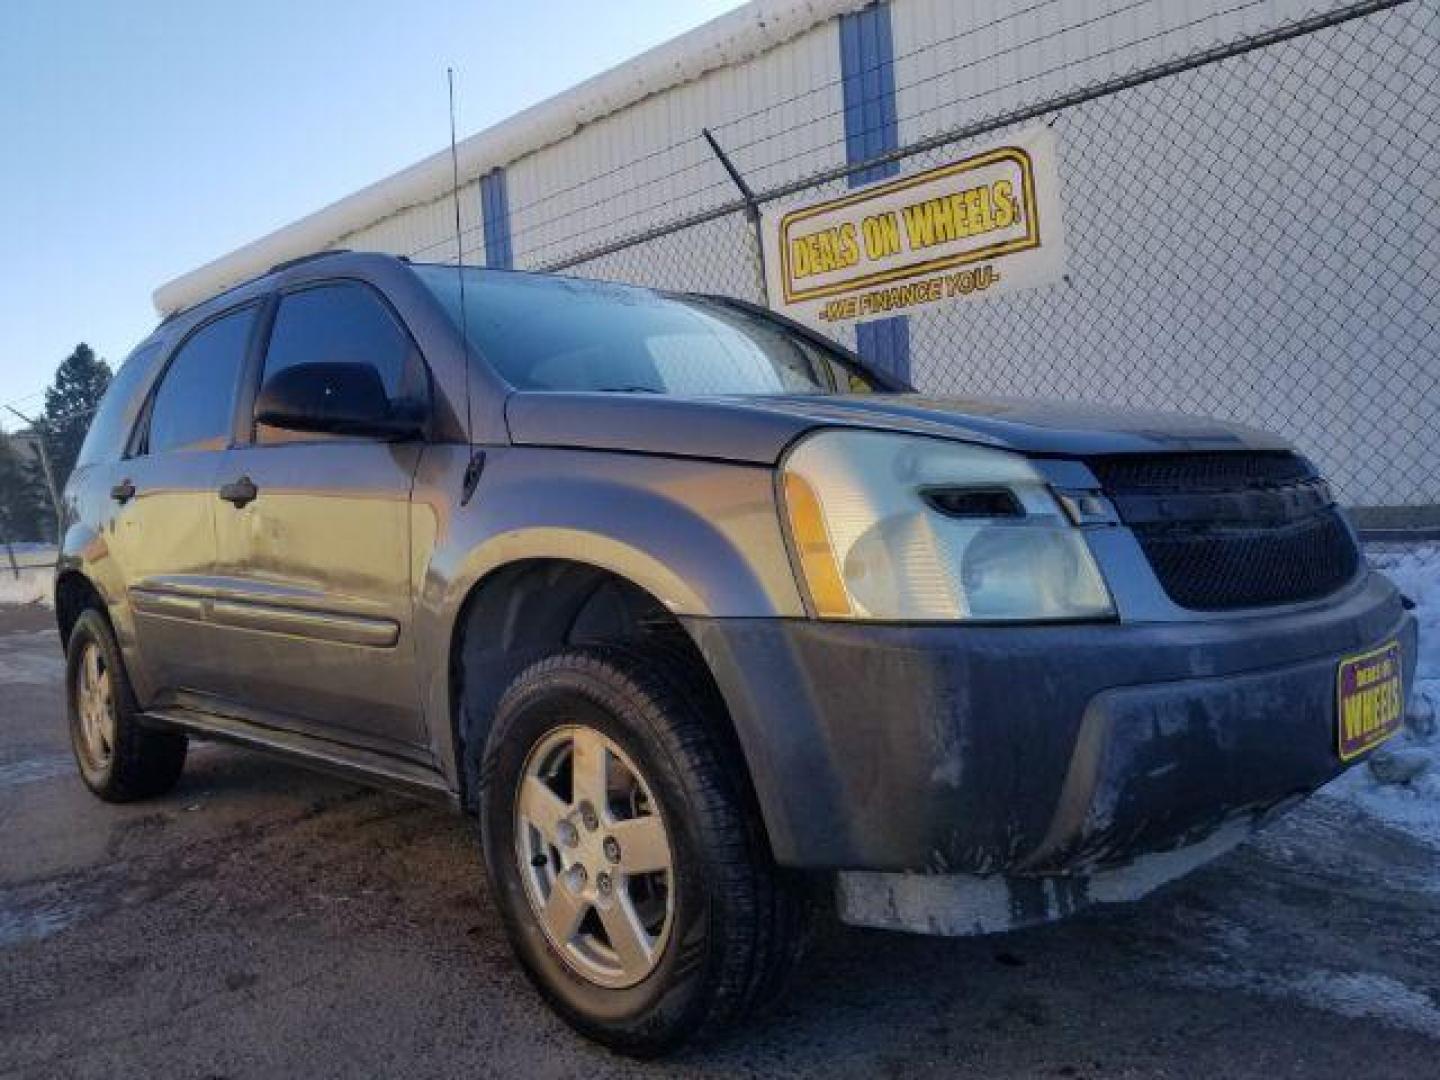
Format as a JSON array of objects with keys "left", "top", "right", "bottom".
[
  {"left": 479, "top": 644, "right": 810, "bottom": 1056},
  {"left": 66, "top": 606, "right": 187, "bottom": 802}
]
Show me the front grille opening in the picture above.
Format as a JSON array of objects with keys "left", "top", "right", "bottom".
[
  {"left": 1086, "top": 451, "right": 1360, "bottom": 611},
  {"left": 1088, "top": 450, "right": 1315, "bottom": 492}
]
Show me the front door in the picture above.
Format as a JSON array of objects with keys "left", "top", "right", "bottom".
[{"left": 209, "top": 281, "right": 430, "bottom": 755}]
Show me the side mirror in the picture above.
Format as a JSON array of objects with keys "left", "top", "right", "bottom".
[{"left": 254, "top": 362, "right": 423, "bottom": 439}]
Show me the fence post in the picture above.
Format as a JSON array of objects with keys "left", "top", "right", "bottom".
[{"left": 702, "top": 128, "right": 770, "bottom": 306}]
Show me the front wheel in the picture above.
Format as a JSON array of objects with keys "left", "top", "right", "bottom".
[{"left": 479, "top": 645, "right": 809, "bottom": 1056}]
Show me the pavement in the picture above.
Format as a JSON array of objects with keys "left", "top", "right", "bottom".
[{"left": 4, "top": 601, "right": 1440, "bottom": 1079}]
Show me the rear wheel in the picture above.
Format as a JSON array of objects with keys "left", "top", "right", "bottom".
[
  {"left": 479, "top": 645, "right": 809, "bottom": 1056},
  {"left": 66, "top": 607, "right": 187, "bottom": 801}
]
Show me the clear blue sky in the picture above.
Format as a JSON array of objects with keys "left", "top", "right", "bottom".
[{"left": 0, "top": 0, "right": 744, "bottom": 429}]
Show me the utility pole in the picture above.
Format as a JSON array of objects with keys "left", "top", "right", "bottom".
[{"left": 4, "top": 406, "right": 63, "bottom": 551}]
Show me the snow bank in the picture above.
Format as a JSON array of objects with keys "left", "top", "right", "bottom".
[
  {"left": 1321, "top": 543, "right": 1440, "bottom": 847},
  {"left": 0, "top": 566, "right": 53, "bottom": 608},
  {"left": 1370, "top": 543, "right": 1440, "bottom": 682}
]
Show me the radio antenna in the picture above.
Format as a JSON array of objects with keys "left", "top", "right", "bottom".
[{"left": 448, "top": 68, "right": 484, "bottom": 502}]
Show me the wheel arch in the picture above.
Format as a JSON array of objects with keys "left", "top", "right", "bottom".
[
  {"left": 443, "top": 558, "right": 752, "bottom": 822},
  {"left": 54, "top": 569, "right": 107, "bottom": 647}
]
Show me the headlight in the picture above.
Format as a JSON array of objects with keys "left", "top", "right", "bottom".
[{"left": 780, "top": 429, "right": 1114, "bottom": 622}]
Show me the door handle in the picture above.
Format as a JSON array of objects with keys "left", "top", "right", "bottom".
[
  {"left": 110, "top": 479, "right": 136, "bottom": 504},
  {"left": 218, "top": 476, "right": 258, "bottom": 508}
]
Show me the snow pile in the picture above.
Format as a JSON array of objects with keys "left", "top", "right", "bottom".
[
  {"left": 1286, "top": 970, "right": 1440, "bottom": 1038},
  {"left": 0, "top": 545, "right": 56, "bottom": 607},
  {"left": 1321, "top": 543, "right": 1440, "bottom": 846},
  {"left": 1371, "top": 543, "right": 1440, "bottom": 682},
  {"left": 1186, "top": 962, "right": 1440, "bottom": 1041},
  {"left": 0, "top": 566, "right": 53, "bottom": 608}
]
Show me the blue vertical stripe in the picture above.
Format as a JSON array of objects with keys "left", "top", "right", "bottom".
[
  {"left": 839, "top": 2, "right": 910, "bottom": 383},
  {"left": 479, "top": 168, "right": 513, "bottom": 269},
  {"left": 856, "top": 317, "right": 910, "bottom": 380},
  {"left": 840, "top": 3, "right": 900, "bottom": 187}
]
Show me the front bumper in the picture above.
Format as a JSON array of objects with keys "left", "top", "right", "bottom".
[{"left": 684, "top": 571, "right": 1416, "bottom": 875}]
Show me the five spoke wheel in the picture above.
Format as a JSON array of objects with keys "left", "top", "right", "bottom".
[
  {"left": 514, "top": 725, "right": 674, "bottom": 989},
  {"left": 75, "top": 640, "right": 116, "bottom": 770}
]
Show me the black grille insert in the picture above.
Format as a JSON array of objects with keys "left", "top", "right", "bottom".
[
  {"left": 1087, "top": 452, "right": 1360, "bottom": 610},
  {"left": 1089, "top": 450, "right": 1315, "bottom": 492}
]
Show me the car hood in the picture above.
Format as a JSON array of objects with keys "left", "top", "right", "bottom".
[{"left": 504, "top": 391, "right": 1292, "bottom": 465}]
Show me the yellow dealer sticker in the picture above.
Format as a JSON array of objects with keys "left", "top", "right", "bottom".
[
  {"left": 762, "top": 126, "right": 1066, "bottom": 328},
  {"left": 1336, "top": 640, "right": 1405, "bottom": 762}
]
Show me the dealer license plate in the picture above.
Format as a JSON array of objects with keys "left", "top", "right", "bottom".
[{"left": 1336, "top": 640, "right": 1404, "bottom": 762}]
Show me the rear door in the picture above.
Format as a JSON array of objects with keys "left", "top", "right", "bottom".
[
  {"left": 209, "top": 280, "right": 429, "bottom": 755},
  {"left": 106, "top": 304, "right": 257, "bottom": 706}
]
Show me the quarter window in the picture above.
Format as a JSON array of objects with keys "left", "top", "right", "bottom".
[
  {"left": 147, "top": 306, "right": 255, "bottom": 455},
  {"left": 75, "top": 344, "right": 160, "bottom": 467}
]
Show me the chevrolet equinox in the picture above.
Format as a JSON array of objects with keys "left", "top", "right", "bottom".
[{"left": 56, "top": 251, "right": 1417, "bottom": 1054}]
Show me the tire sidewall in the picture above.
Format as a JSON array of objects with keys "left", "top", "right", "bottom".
[
  {"left": 480, "top": 664, "right": 720, "bottom": 1047},
  {"left": 65, "top": 607, "right": 128, "bottom": 793}
]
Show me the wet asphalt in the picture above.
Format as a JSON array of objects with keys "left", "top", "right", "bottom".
[{"left": 3, "top": 602, "right": 1440, "bottom": 1079}]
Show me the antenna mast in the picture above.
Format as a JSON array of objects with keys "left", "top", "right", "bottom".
[
  {"left": 449, "top": 68, "right": 485, "bottom": 503},
  {"left": 448, "top": 68, "right": 473, "bottom": 442}
]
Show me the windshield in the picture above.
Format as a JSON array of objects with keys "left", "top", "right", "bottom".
[{"left": 413, "top": 265, "right": 882, "bottom": 396}]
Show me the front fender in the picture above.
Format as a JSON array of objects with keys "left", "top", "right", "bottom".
[
  {"left": 409, "top": 444, "right": 806, "bottom": 787},
  {"left": 427, "top": 446, "right": 804, "bottom": 621}
]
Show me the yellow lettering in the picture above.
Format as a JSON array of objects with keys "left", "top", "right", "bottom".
[
  {"left": 963, "top": 187, "right": 988, "bottom": 234},
  {"left": 790, "top": 224, "right": 865, "bottom": 281},
  {"left": 790, "top": 237, "right": 812, "bottom": 279},
  {"left": 837, "top": 222, "right": 860, "bottom": 268},
  {"left": 934, "top": 196, "right": 958, "bottom": 242},
  {"left": 815, "top": 230, "right": 837, "bottom": 272},
  {"left": 992, "top": 179, "right": 1017, "bottom": 229},
  {"left": 901, "top": 201, "right": 937, "bottom": 249},
  {"left": 861, "top": 212, "right": 902, "bottom": 260},
  {"left": 805, "top": 234, "right": 825, "bottom": 273}
]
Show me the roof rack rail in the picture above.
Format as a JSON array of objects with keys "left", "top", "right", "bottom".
[
  {"left": 158, "top": 249, "right": 372, "bottom": 326},
  {"left": 268, "top": 249, "right": 351, "bottom": 274}
]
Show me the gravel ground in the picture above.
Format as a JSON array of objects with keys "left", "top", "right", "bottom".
[{"left": 4, "top": 602, "right": 1440, "bottom": 1079}]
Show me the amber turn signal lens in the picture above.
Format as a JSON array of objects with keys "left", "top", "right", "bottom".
[{"left": 783, "top": 471, "right": 853, "bottom": 618}]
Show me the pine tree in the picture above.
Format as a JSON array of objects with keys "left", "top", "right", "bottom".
[
  {"left": 0, "top": 434, "right": 48, "bottom": 543},
  {"left": 40, "top": 343, "right": 112, "bottom": 492}
]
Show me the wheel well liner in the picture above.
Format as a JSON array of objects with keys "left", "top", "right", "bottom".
[
  {"left": 54, "top": 571, "right": 104, "bottom": 646},
  {"left": 448, "top": 560, "right": 726, "bottom": 814}
]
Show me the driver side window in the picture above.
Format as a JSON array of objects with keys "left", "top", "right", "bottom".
[{"left": 255, "top": 281, "right": 427, "bottom": 444}]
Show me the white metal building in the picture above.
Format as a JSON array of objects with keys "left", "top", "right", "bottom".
[{"left": 156, "top": 0, "right": 1439, "bottom": 523}]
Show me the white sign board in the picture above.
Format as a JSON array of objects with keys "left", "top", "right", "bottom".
[{"left": 762, "top": 126, "right": 1065, "bottom": 329}]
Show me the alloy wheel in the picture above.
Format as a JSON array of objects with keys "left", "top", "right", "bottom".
[
  {"left": 75, "top": 640, "right": 116, "bottom": 770},
  {"left": 513, "top": 724, "right": 675, "bottom": 989}
]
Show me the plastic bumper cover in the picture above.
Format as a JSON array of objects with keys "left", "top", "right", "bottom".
[{"left": 683, "top": 571, "right": 1416, "bottom": 875}]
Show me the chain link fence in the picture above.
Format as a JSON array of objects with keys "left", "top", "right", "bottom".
[
  {"left": 479, "top": 0, "right": 1437, "bottom": 529},
  {"left": 894, "top": 0, "right": 1438, "bottom": 523},
  {"left": 0, "top": 410, "right": 90, "bottom": 556},
  {"left": 2, "top": 0, "right": 1432, "bottom": 562}
]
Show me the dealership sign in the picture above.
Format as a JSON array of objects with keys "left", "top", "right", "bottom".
[{"left": 761, "top": 127, "right": 1065, "bottom": 328}]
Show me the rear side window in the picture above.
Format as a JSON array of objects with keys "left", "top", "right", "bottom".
[
  {"left": 147, "top": 306, "right": 255, "bottom": 454},
  {"left": 254, "top": 282, "right": 426, "bottom": 444},
  {"left": 74, "top": 344, "right": 160, "bottom": 467}
]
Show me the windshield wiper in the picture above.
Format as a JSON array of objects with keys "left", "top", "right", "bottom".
[{"left": 594, "top": 385, "right": 663, "bottom": 394}]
